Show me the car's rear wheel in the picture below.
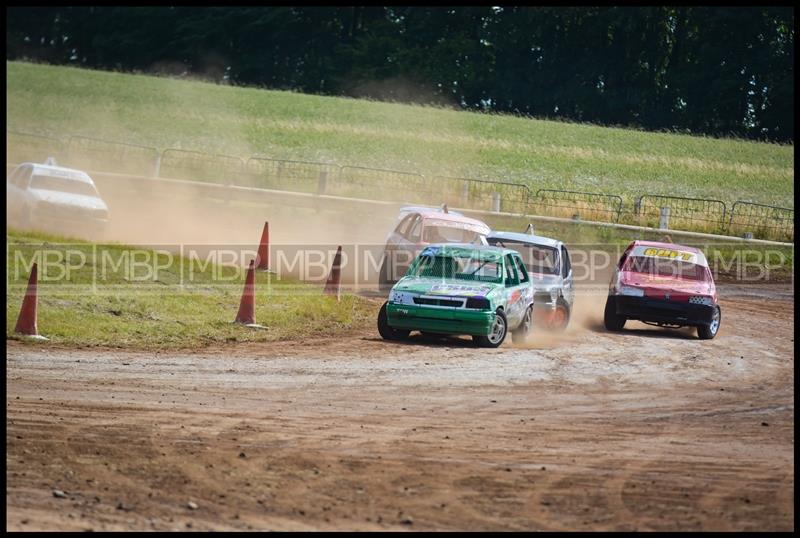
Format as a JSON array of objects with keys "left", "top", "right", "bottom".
[
  {"left": 474, "top": 309, "right": 508, "bottom": 348},
  {"left": 377, "top": 301, "right": 410, "bottom": 341},
  {"left": 697, "top": 306, "right": 721, "bottom": 340},
  {"left": 603, "top": 296, "right": 626, "bottom": 331},
  {"left": 512, "top": 305, "right": 533, "bottom": 344}
]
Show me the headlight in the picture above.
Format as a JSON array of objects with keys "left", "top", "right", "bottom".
[
  {"left": 465, "top": 297, "right": 490, "bottom": 310},
  {"left": 619, "top": 286, "right": 644, "bottom": 297},
  {"left": 389, "top": 291, "right": 416, "bottom": 305},
  {"left": 688, "top": 295, "right": 713, "bottom": 306}
]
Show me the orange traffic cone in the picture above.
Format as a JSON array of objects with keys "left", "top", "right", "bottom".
[
  {"left": 255, "top": 221, "right": 270, "bottom": 271},
  {"left": 234, "top": 260, "right": 265, "bottom": 328},
  {"left": 15, "top": 262, "right": 48, "bottom": 340},
  {"left": 323, "top": 246, "right": 342, "bottom": 301}
]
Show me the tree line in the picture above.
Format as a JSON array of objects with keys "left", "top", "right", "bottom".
[{"left": 6, "top": 6, "right": 794, "bottom": 142}]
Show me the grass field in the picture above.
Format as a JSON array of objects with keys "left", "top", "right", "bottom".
[
  {"left": 6, "top": 228, "right": 374, "bottom": 349},
  {"left": 6, "top": 61, "right": 794, "bottom": 209}
]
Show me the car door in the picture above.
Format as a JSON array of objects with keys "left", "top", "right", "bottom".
[
  {"left": 560, "top": 245, "right": 575, "bottom": 307},
  {"left": 513, "top": 253, "right": 534, "bottom": 312},
  {"left": 503, "top": 253, "right": 526, "bottom": 327}
]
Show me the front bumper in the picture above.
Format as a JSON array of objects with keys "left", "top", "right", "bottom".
[
  {"left": 386, "top": 303, "right": 495, "bottom": 336},
  {"left": 611, "top": 295, "right": 717, "bottom": 327},
  {"left": 31, "top": 210, "right": 109, "bottom": 237}
]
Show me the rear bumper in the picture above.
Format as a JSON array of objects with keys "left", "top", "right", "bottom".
[
  {"left": 611, "top": 295, "right": 717, "bottom": 327},
  {"left": 386, "top": 303, "right": 494, "bottom": 336}
]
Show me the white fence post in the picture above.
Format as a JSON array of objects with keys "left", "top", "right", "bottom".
[
  {"left": 659, "top": 207, "right": 670, "bottom": 230},
  {"left": 491, "top": 192, "right": 501, "bottom": 213}
]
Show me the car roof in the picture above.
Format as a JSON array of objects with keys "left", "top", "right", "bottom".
[
  {"left": 487, "top": 230, "right": 562, "bottom": 248},
  {"left": 28, "top": 163, "right": 95, "bottom": 185},
  {"left": 418, "top": 211, "right": 491, "bottom": 231},
  {"left": 399, "top": 205, "right": 463, "bottom": 217},
  {"left": 628, "top": 239, "right": 702, "bottom": 254},
  {"left": 421, "top": 243, "right": 517, "bottom": 259}
]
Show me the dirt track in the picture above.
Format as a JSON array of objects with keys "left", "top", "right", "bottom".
[{"left": 5, "top": 286, "right": 794, "bottom": 531}]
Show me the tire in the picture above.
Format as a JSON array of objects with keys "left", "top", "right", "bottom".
[
  {"left": 512, "top": 305, "right": 533, "bottom": 344},
  {"left": 474, "top": 309, "right": 508, "bottom": 348},
  {"left": 697, "top": 306, "right": 721, "bottom": 340},
  {"left": 603, "top": 296, "right": 626, "bottom": 331},
  {"left": 547, "top": 298, "right": 571, "bottom": 332},
  {"left": 377, "top": 301, "right": 410, "bottom": 341}
]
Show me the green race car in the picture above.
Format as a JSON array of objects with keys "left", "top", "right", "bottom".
[{"left": 377, "top": 244, "right": 535, "bottom": 347}]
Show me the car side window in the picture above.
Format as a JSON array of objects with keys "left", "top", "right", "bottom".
[
  {"left": 505, "top": 254, "right": 520, "bottom": 287},
  {"left": 514, "top": 255, "right": 530, "bottom": 283},
  {"left": 561, "top": 246, "right": 571, "bottom": 277},
  {"left": 10, "top": 166, "right": 28, "bottom": 188},
  {"left": 395, "top": 214, "right": 415, "bottom": 237},
  {"left": 408, "top": 216, "right": 422, "bottom": 243},
  {"left": 617, "top": 246, "right": 634, "bottom": 269}
]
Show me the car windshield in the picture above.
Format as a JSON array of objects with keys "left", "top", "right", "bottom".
[
  {"left": 489, "top": 240, "right": 559, "bottom": 275},
  {"left": 422, "top": 220, "right": 484, "bottom": 243},
  {"left": 29, "top": 174, "right": 99, "bottom": 197},
  {"left": 408, "top": 254, "right": 503, "bottom": 283},
  {"left": 625, "top": 256, "right": 708, "bottom": 281}
]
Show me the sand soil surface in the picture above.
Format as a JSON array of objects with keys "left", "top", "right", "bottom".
[{"left": 6, "top": 284, "right": 794, "bottom": 531}]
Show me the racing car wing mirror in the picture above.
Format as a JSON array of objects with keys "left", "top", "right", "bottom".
[{"left": 525, "top": 223, "right": 535, "bottom": 234}]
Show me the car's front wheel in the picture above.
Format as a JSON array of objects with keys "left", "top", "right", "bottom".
[
  {"left": 547, "top": 298, "right": 571, "bottom": 332},
  {"left": 377, "top": 301, "right": 410, "bottom": 341},
  {"left": 474, "top": 309, "right": 508, "bottom": 348},
  {"left": 511, "top": 305, "right": 533, "bottom": 344},
  {"left": 697, "top": 306, "right": 721, "bottom": 340},
  {"left": 603, "top": 296, "right": 626, "bottom": 331}
]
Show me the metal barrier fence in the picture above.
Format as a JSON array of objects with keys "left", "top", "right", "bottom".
[
  {"left": 246, "top": 157, "right": 340, "bottom": 193},
  {"left": 159, "top": 149, "right": 244, "bottom": 184},
  {"left": 635, "top": 195, "right": 728, "bottom": 234},
  {"left": 7, "top": 130, "right": 66, "bottom": 163},
  {"left": 530, "top": 189, "right": 624, "bottom": 223},
  {"left": 431, "top": 176, "right": 532, "bottom": 214},
  {"left": 728, "top": 201, "right": 794, "bottom": 242},
  {"left": 6, "top": 129, "right": 793, "bottom": 241},
  {"left": 338, "top": 165, "right": 428, "bottom": 203},
  {"left": 66, "top": 135, "right": 160, "bottom": 177}
]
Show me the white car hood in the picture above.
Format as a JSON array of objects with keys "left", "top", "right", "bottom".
[{"left": 30, "top": 189, "right": 108, "bottom": 211}]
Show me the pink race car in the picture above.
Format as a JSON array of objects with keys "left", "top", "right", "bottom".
[{"left": 604, "top": 240, "right": 721, "bottom": 339}]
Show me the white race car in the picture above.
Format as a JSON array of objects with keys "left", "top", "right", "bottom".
[{"left": 7, "top": 159, "right": 110, "bottom": 239}]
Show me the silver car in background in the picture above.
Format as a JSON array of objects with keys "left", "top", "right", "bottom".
[
  {"left": 486, "top": 227, "right": 574, "bottom": 330},
  {"left": 7, "top": 160, "right": 110, "bottom": 239}
]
